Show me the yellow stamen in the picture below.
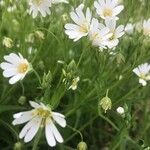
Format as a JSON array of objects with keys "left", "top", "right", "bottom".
[
  {"left": 79, "top": 23, "right": 89, "bottom": 33},
  {"left": 103, "top": 8, "right": 113, "bottom": 17},
  {"left": 18, "top": 63, "right": 28, "bottom": 73},
  {"left": 35, "top": 108, "right": 51, "bottom": 118}
]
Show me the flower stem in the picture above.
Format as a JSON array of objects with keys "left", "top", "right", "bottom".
[
  {"left": 67, "top": 125, "right": 83, "bottom": 141},
  {"left": 33, "top": 69, "right": 42, "bottom": 85},
  {"left": 32, "top": 127, "right": 43, "bottom": 150}
]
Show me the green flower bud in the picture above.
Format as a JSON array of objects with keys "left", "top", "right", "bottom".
[
  {"left": 99, "top": 90, "right": 112, "bottom": 113},
  {"left": 77, "top": 141, "right": 87, "bottom": 150},
  {"left": 41, "top": 71, "right": 52, "bottom": 89},
  {"left": 2, "top": 37, "right": 13, "bottom": 48},
  {"left": 13, "top": 142, "right": 23, "bottom": 150},
  {"left": 18, "top": 96, "right": 26, "bottom": 105},
  {"left": 35, "top": 30, "right": 45, "bottom": 40}
]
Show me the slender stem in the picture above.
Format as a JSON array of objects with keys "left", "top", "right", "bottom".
[
  {"left": 106, "top": 89, "right": 109, "bottom": 97},
  {"left": 65, "top": 116, "right": 98, "bottom": 143},
  {"left": 77, "top": 44, "right": 90, "bottom": 68},
  {"left": 32, "top": 127, "right": 43, "bottom": 150},
  {"left": 20, "top": 81, "right": 25, "bottom": 95},
  {"left": 33, "top": 69, "right": 42, "bottom": 85},
  {"left": 99, "top": 113, "right": 119, "bottom": 131},
  {"left": 67, "top": 125, "right": 83, "bottom": 141}
]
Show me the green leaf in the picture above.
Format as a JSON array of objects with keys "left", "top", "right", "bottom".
[{"left": 0, "top": 105, "right": 25, "bottom": 114}]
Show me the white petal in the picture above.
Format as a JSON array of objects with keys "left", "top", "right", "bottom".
[
  {"left": 9, "top": 74, "right": 24, "bottom": 84},
  {"left": 12, "top": 111, "right": 34, "bottom": 125},
  {"left": 24, "top": 117, "right": 42, "bottom": 143},
  {"left": 52, "top": 113, "right": 66, "bottom": 127},
  {"left": 45, "top": 119, "right": 56, "bottom": 147},
  {"left": 139, "top": 78, "right": 147, "bottom": 86},
  {"left": 4, "top": 53, "right": 21, "bottom": 65},
  {"left": 113, "top": 5, "right": 124, "bottom": 16},
  {"left": 50, "top": 121, "right": 63, "bottom": 143},
  {"left": 0, "top": 62, "right": 16, "bottom": 70},
  {"left": 29, "top": 101, "right": 41, "bottom": 108},
  {"left": 3, "top": 68, "right": 18, "bottom": 78}
]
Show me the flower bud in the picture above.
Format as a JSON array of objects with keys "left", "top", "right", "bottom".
[
  {"left": 2, "top": 37, "right": 13, "bottom": 48},
  {"left": 99, "top": 96, "right": 112, "bottom": 113},
  {"left": 116, "top": 107, "right": 125, "bottom": 114},
  {"left": 13, "top": 142, "right": 23, "bottom": 150},
  {"left": 99, "top": 90, "right": 112, "bottom": 113},
  {"left": 41, "top": 71, "right": 52, "bottom": 89},
  {"left": 35, "top": 30, "right": 45, "bottom": 40},
  {"left": 69, "top": 76, "right": 80, "bottom": 90},
  {"left": 18, "top": 96, "right": 26, "bottom": 105},
  {"left": 77, "top": 141, "right": 87, "bottom": 150}
]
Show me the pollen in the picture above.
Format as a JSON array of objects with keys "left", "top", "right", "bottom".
[
  {"left": 36, "top": 108, "right": 51, "bottom": 118},
  {"left": 79, "top": 23, "right": 89, "bottom": 33},
  {"left": 103, "top": 8, "right": 113, "bottom": 17},
  {"left": 18, "top": 63, "right": 28, "bottom": 73}
]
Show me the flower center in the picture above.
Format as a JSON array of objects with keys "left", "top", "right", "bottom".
[
  {"left": 18, "top": 63, "right": 28, "bottom": 73},
  {"left": 140, "top": 73, "right": 147, "bottom": 80},
  {"left": 109, "top": 33, "right": 115, "bottom": 40},
  {"left": 79, "top": 23, "right": 89, "bottom": 33},
  {"left": 36, "top": 108, "right": 51, "bottom": 118},
  {"left": 32, "top": 0, "right": 43, "bottom": 5},
  {"left": 103, "top": 8, "right": 113, "bottom": 17}
]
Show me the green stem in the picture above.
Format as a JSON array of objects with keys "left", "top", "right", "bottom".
[
  {"left": 67, "top": 125, "right": 83, "bottom": 141},
  {"left": 77, "top": 44, "right": 90, "bottom": 68},
  {"left": 99, "top": 113, "right": 119, "bottom": 131},
  {"left": 33, "top": 69, "right": 42, "bottom": 85},
  {"left": 32, "top": 127, "right": 43, "bottom": 150},
  {"left": 20, "top": 81, "right": 25, "bottom": 95}
]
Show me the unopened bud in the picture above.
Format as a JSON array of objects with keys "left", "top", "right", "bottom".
[
  {"left": 13, "top": 142, "right": 23, "bottom": 150},
  {"left": 77, "top": 141, "right": 87, "bottom": 150},
  {"left": 35, "top": 30, "right": 45, "bottom": 40},
  {"left": 41, "top": 71, "right": 52, "bottom": 89},
  {"left": 116, "top": 107, "right": 125, "bottom": 115},
  {"left": 2, "top": 37, "right": 13, "bottom": 48},
  {"left": 99, "top": 90, "right": 112, "bottom": 113},
  {"left": 18, "top": 96, "right": 26, "bottom": 105}
]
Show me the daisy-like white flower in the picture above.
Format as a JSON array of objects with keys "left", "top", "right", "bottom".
[
  {"left": 28, "top": 0, "right": 51, "bottom": 18},
  {"left": 125, "top": 23, "right": 134, "bottom": 35},
  {"left": 143, "top": 19, "right": 150, "bottom": 36},
  {"left": 69, "top": 76, "right": 80, "bottom": 90},
  {"left": 94, "top": 0, "right": 124, "bottom": 20},
  {"left": 88, "top": 18, "right": 112, "bottom": 49},
  {"left": 65, "top": 4, "right": 92, "bottom": 42},
  {"left": 0, "top": 53, "right": 31, "bottom": 84},
  {"left": 12, "top": 101, "right": 66, "bottom": 147},
  {"left": 104, "top": 17, "right": 125, "bottom": 48},
  {"left": 133, "top": 63, "right": 150, "bottom": 86}
]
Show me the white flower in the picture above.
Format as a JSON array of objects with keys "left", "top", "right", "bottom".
[
  {"left": 89, "top": 18, "right": 112, "bottom": 49},
  {"left": 143, "top": 19, "right": 150, "bottom": 36},
  {"left": 125, "top": 23, "right": 134, "bottom": 35},
  {"left": 29, "top": 0, "right": 51, "bottom": 18},
  {"left": 0, "top": 53, "right": 31, "bottom": 84},
  {"left": 133, "top": 63, "right": 150, "bottom": 86},
  {"left": 94, "top": 0, "right": 124, "bottom": 20},
  {"left": 116, "top": 107, "right": 124, "bottom": 114},
  {"left": 12, "top": 101, "right": 66, "bottom": 147},
  {"left": 104, "top": 17, "right": 125, "bottom": 48},
  {"left": 65, "top": 4, "right": 92, "bottom": 42},
  {"left": 69, "top": 76, "right": 80, "bottom": 90}
]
